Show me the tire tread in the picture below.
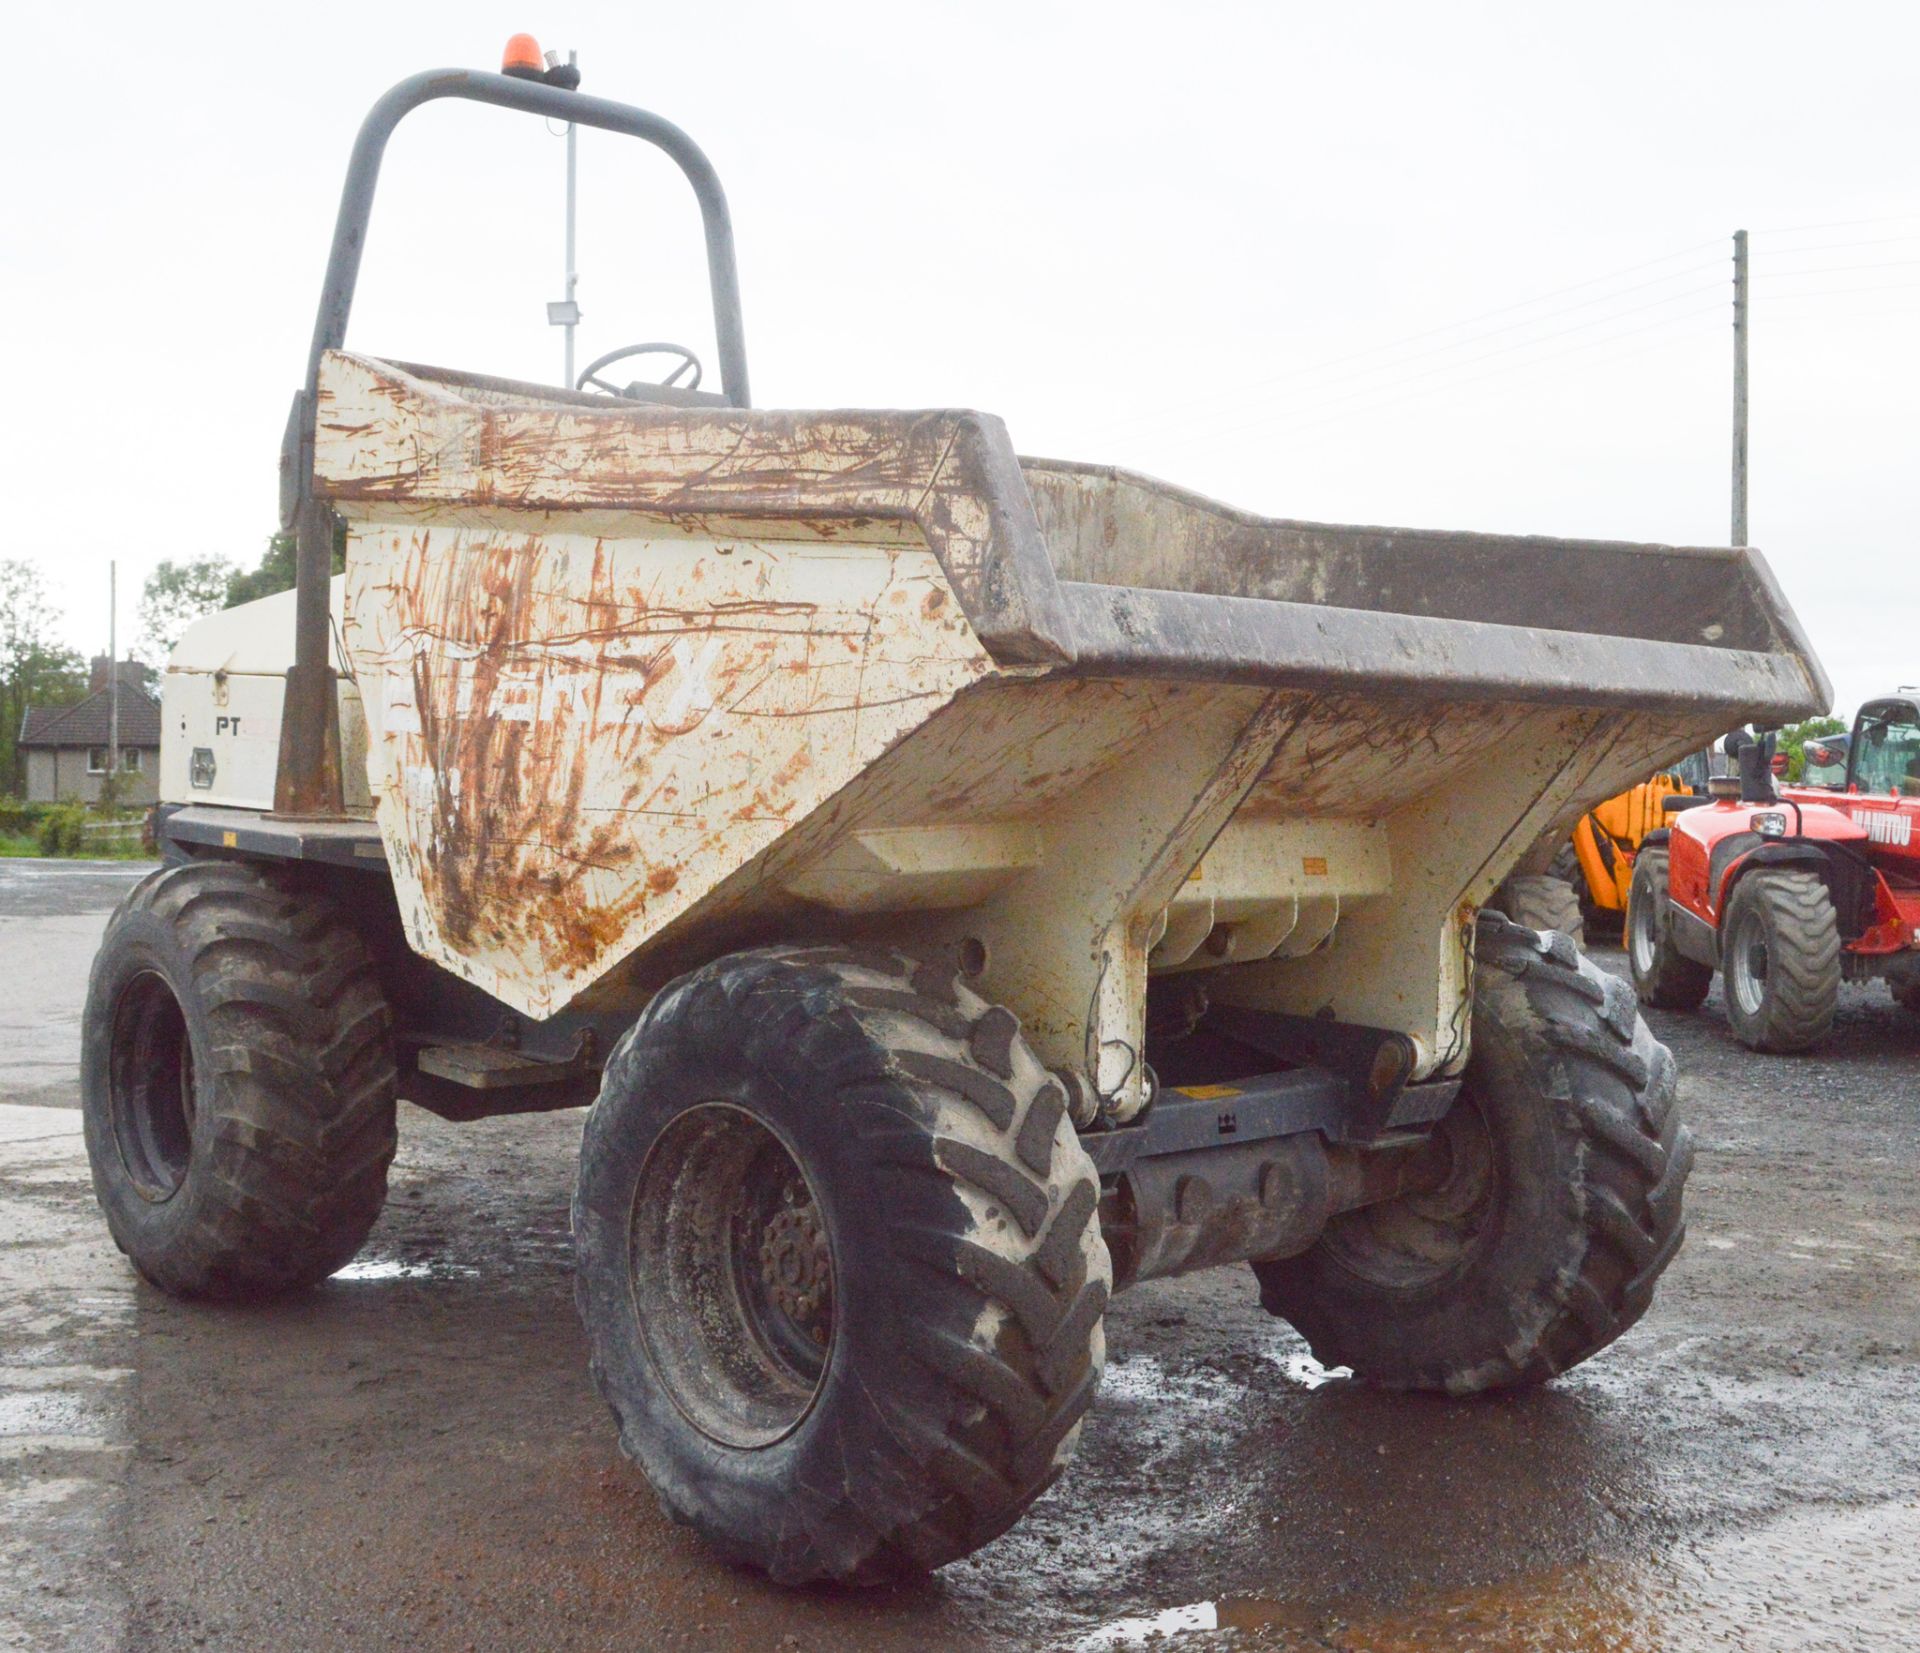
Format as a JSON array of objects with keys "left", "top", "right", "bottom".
[
  {"left": 85, "top": 860, "right": 396, "bottom": 1298},
  {"left": 1721, "top": 870, "right": 1839, "bottom": 1052},
  {"left": 1256, "top": 912, "right": 1691, "bottom": 1393},
  {"left": 576, "top": 944, "right": 1108, "bottom": 1584}
]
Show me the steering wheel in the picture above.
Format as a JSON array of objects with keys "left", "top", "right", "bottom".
[{"left": 576, "top": 342, "right": 704, "bottom": 398}]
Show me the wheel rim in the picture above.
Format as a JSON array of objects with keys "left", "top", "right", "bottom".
[
  {"left": 109, "top": 971, "right": 197, "bottom": 1201},
  {"left": 627, "top": 1102, "right": 834, "bottom": 1449},
  {"left": 1318, "top": 1093, "right": 1498, "bottom": 1290},
  {"left": 1728, "top": 908, "right": 1770, "bottom": 1016},
  {"left": 1629, "top": 886, "right": 1659, "bottom": 975}
]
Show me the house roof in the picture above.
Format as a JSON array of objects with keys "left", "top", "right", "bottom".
[{"left": 19, "top": 683, "right": 163, "bottom": 750}]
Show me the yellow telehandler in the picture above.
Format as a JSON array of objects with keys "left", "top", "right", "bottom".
[{"left": 1493, "top": 755, "right": 1710, "bottom": 948}]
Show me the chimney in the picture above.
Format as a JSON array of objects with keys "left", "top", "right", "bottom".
[{"left": 90, "top": 654, "right": 112, "bottom": 694}]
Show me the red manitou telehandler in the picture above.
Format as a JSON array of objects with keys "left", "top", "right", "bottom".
[{"left": 1629, "top": 698, "right": 1920, "bottom": 1051}]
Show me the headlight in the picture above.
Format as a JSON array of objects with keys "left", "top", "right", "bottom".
[{"left": 1753, "top": 811, "right": 1787, "bottom": 838}]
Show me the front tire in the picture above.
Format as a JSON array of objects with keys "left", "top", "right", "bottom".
[
  {"left": 572, "top": 946, "right": 1110, "bottom": 1584},
  {"left": 1252, "top": 915, "right": 1691, "bottom": 1393},
  {"left": 1720, "top": 870, "right": 1840, "bottom": 1052},
  {"left": 80, "top": 860, "right": 398, "bottom": 1298},
  {"left": 1627, "top": 847, "right": 1712, "bottom": 1011}
]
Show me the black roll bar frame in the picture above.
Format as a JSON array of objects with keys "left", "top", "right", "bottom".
[{"left": 275, "top": 67, "right": 749, "bottom": 815}]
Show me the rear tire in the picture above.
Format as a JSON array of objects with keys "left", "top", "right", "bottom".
[
  {"left": 1489, "top": 872, "right": 1586, "bottom": 952},
  {"left": 1627, "top": 848, "right": 1712, "bottom": 1011},
  {"left": 572, "top": 946, "right": 1109, "bottom": 1584},
  {"left": 1553, "top": 838, "right": 1621, "bottom": 938},
  {"left": 1720, "top": 870, "right": 1840, "bottom": 1052},
  {"left": 1252, "top": 915, "right": 1691, "bottom": 1393},
  {"left": 80, "top": 860, "right": 398, "bottom": 1298}
]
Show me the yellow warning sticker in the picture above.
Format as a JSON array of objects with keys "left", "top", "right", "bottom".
[
  {"left": 222, "top": 831, "right": 238, "bottom": 848},
  {"left": 1303, "top": 855, "right": 1329, "bottom": 876},
  {"left": 1171, "top": 1083, "right": 1243, "bottom": 1100}
]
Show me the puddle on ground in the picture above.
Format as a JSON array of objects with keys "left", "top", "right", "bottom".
[
  {"left": 1077, "top": 1497, "right": 1920, "bottom": 1650},
  {"left": 0, "top": 1387, "right": 107, "bottom": 1438},
  {"left": 329, "top": 1259, "right": 480, "bottom": 1283},
  {"left": 1100, "top": 1355, "right": 1242, "bottom": 1421},
  {"left": 0, "top": 1106, "right": 84, "bottom": 1147}
]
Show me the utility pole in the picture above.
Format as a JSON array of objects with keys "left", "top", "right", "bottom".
[
  {"left": 545, "top": 48, "right": 581, "bottom": 388},
  {"left": 107, "top": 561, "right": 119, "bottom": 794},
  {"left": 1731, "top": 228, "right": 1749, "bottom": 547},
  {"left": 565, "top": 49, "right": 579, "bottom": 387}
]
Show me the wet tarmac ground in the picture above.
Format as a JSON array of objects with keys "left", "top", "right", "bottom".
[{"left": 2, "top": 858, "right": 1916, "bottom": 1650}]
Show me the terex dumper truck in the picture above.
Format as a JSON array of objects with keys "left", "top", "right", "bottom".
[{"left": 82, "top": 53, "right": 1829, "bottom": 1583}]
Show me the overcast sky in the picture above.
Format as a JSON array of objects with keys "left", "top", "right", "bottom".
[{"left": 4, "top": 2, "right": 1914, "bottom": 718}]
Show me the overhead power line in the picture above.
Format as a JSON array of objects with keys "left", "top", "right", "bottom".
[
  {"left": 1750, "top": 211, "right": 1920, "bottom": 235},
  {"left": 1079, "top": 221, "right": 1917, "bottom": 482},
  {"left": 1762, "top": 278, "right": 1920, "bottom": 298},
  {"left": 1268, "top": 318, "right": 1734, "bottom": 455},
  {"left": 1102, "top": 230, "right": 1916, "bottom": 455},
  {"left": 1754, "top": 233, "right": 1920, "bottom": 257},
  {"left": 1752, "top": 257, "right": 1920, "bottom": 279},
  {"left": 1137, "top": 302, "right": 1728, "bottom": 456},
  {"left": 1096, "top": 277, "right": 1725, "bottom": 451},
  {"left": 1768, "top": 305, "right": 1920, "bottom": 325},
  {"left": 1766, "top": 282, "right": 1920, "bottom": 301},
  {"left": 1087, "top": 237, "right": 1724, "bottom": 441}
]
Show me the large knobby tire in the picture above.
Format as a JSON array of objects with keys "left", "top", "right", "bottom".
[
  {"left": 1720, "top": 869, "right": 1840, "bottom": 1052},
  {"left": 81, "top": 860, "right": 398, "bottom": 1298},
  {"left": 572, "top": 946, "right": 1110, "bottom": 1585},
  {"left": 1489, "top": 872, "right": 1586, "bottom": 953},
  {"left": 1627, "top": 847, "right": 1712, "bottom": 1012},
  {"left": 1252, "top": 915, "right": 1691, "bottom": 1394}
]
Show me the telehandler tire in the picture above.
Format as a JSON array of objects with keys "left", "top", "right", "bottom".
[
  {"left": 1252, "top": 915, "right": 1691, "bottom": 1394},
  {"left": 572, "top": 945, "right": 1110, "bottom": 1584},
  {"left": 1720, "top": 869, "right": 1840, "bottom": 1052},
  {"left": 1626, "top": 848, "right": 1712, "bottom": 1011},
  {"left": 80, "top": 860, "right": 398, "bottom": 1298},
  {"left": 1555, "top": 840, "right": 1621, "bottom": 941},
  {"left": 1489, "top": 872, "right": 1586, "bottom": 951}
]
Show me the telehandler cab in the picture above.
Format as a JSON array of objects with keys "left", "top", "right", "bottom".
[{"left": 83, "top": 44, "right": 1826, "bottom": 1583}]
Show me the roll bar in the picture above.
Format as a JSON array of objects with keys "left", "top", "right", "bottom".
[
  {"left": 276, "top": 66, "right": 750, "bottom": 815},
  {"left": 303, "top": 69, "right": 749, "bottom": 408}
]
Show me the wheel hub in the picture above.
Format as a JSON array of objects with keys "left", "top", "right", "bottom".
[
  {"left": 1630, "top": 894, "right": 1655, "bottom": 973},
  {"left": 1318, "top": 1091, "right": 1498, "bottom": 1286},
  {"left": 1731, "top": 911, "right": 1771, "bottom": 1014},
  {"left": 758, "top": 1190, "right": 832, "bottom": 1343},
  {"left": 628, "top": 1103, "right": 837, "bottom": 1449},
  {"left": 110, "top": 970, "right": 197, "bottom": 1201}
]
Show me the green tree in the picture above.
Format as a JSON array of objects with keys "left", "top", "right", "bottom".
[
  {"left": 224, "top": 525, "right": 344, "bottom": 609},
  {"left": 132, "top": 524, "right": 347, "bottom": 673},
  {"left": 1777, "top": 716, "right": 1847, "bottom": 783},
  {"left": 139, "top": 556, "right": 238, "bottom": 660},
  {"left": 0, "top": 561, "right": 87, "bottom": 793}
]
